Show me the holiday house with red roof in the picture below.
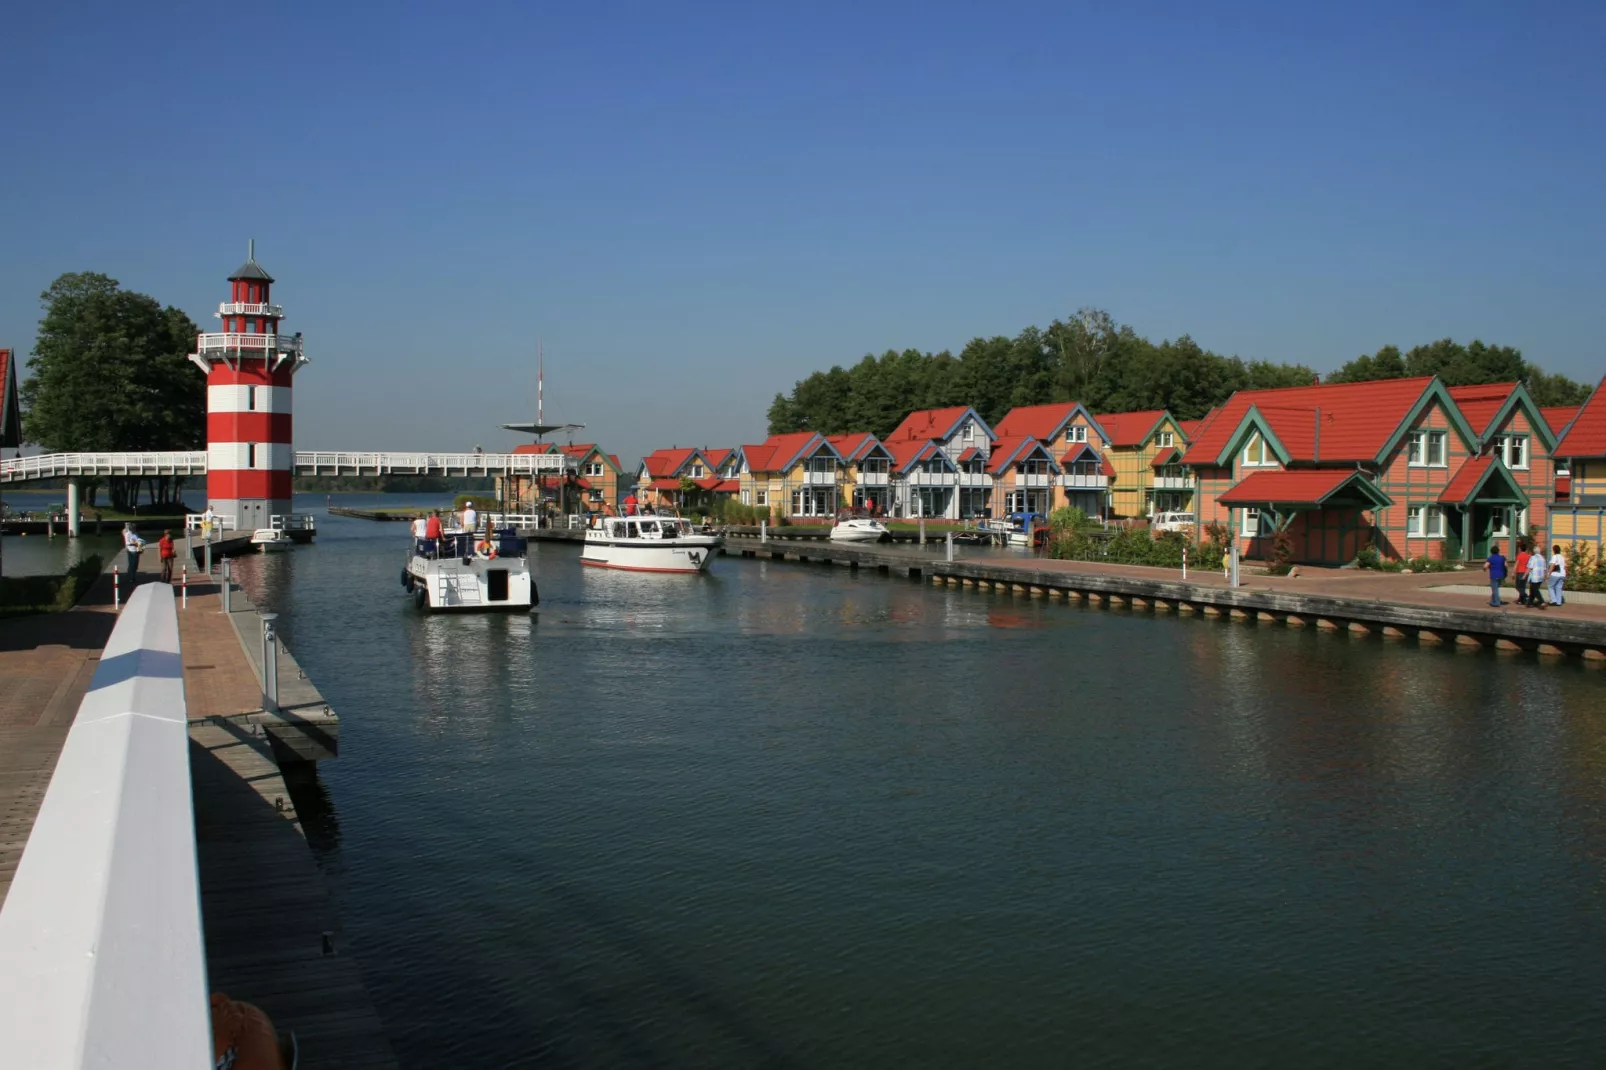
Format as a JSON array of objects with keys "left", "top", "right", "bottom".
[
  {"left": 1091, "top": 409, "right": 1193, "bottom": 519},
  {"left": 1550, "top": 375, "right": 1606, "bottom": 555},
  {"left": 883, "top": 406, "right": 996, "bottom": 518},
  {"left": 1182, "top": 376, "right": 1530, "bottom": 565},
  {"left": 732, "top": 432, "right": 846, "bottom": 518},
  {"left": 992, "top": 402, "right": 1112, "bottom": 517},
  {"left": 826, "top": 432, "right": 896, "bottom": 515},
  {"left": 1446, "top": 382, "right": 1567, "bottom": 541},
  {"left": 634, "top": 447, "right": 725, "bottom": 512},
  {"left": 502, "top": 442, "right": 626, "bottom": 516}
]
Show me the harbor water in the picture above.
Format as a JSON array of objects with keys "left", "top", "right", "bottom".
[{"left": 224, "top": 496, "right": 1606, "bottom": 1068}]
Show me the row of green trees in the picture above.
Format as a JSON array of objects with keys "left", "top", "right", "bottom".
[
  {"left": 19, "top": 273, "right": 205, "bottom": 512},
  {"left": 767, "top": 308, "right": 1594, "bottom": 437}
]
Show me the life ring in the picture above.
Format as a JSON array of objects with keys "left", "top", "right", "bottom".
[{"left": 475, "top": 538, "right": 497, "bottom": 560}]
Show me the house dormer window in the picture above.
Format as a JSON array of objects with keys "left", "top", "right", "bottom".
[
  {"left": 1065, "top": 426, "right": 1088, "bottom": 444},
  {"left": 1491, "top": 434, "right": 1529, "bottom": 470},
  {"left": 584, "top": 462, "right": 604, "bottom": 477},
  {"left": 1407, "top": 430, "right": 1447, "bottom": 468},
  {"left": 1242, "top": 433, "right": 1275, "bottom": 467},
  {"left": 1157, "top": 431, "right": 1174, "bottom": 447},
  {"left": 690, "top": 463, "right": 705, "bottom": 477},
  {"left": 962, "top": 423, "right": 975, "bottom": 442}
]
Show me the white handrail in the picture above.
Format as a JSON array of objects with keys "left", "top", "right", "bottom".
[
  {"left": 0, "top": 584, "right": 210, "bottom": 1068},
  {"left": 293, "top": 451, "right": 577, "bottom": 475},
  {"left": 0, "top": 451, "right": 209, "bottom": 483}
]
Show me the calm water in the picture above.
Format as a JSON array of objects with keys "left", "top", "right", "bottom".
[{"left": 222, "top": 495, "right": 1606, "bottom": 1068}]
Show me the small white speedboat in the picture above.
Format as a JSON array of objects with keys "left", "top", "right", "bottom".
[
  {"left": 251, "top": 527, "right": 293, "bottom": 552},
  {"left": 581, "top": 515, "right": 722, "bottom": 573},
  {"left": 829, "top": 517, "right": 890, "bottom": 542}
]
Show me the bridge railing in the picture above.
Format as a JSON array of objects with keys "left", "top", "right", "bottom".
[
  {"left": 294, "top": 451, "right": 576, "bottom": 475},
  {"left": 0, "top": 450, "right": 209, "bottom": 483},
  {"left": 0, "top": 584, "right": 211, "bottom": 1068}
]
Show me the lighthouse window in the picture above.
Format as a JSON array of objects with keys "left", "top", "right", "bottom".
[
  {"left": 246, "top": 386, "right": 258, "bottom": 411},
  {"left": 247, "top": 443, "right": 258, "bottom": 468}
]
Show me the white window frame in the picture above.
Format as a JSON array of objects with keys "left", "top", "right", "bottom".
[
  {"left": 1408, "top": 504, "right": 1445, "bottom": 538},
  {"left": 1494, "top": 434, "right": 1530, "bottom": 470},
  {"left": 1240, "top": 508, "right": 1260, "bottom": 537},
  {"left": 1242, "top": 433, "right": 1275, "bottom": 468},
  {"left": 1427, "top": 430, "right": 1447, "bottom": 467},
  {"left": 1157, "top": 431, "right": 1174, "bottom": 447},
  {"left": 1066, "top": 425, "right": 1088, "bottom": 444},
  {"left": 754, "top": 490, "right": 767, "bottom": 507},
  {"left": 962, "top": 423, "right": 975, "bottom": 442},
  {"left": 690, "top": 463, "right": 705, "bottom": 478}
]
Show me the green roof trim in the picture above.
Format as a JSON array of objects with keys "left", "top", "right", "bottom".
[
  {"left": 1374, "top": 378, "right": 1478, "bottom": 465},
  {"left": 1215, "top": 405, "right": 1293, "bottom": 467},
  {"left": 1479, "top": 382, "right": 1558, "bottom": 453}
]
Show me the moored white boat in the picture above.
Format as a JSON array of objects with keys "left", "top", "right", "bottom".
[
  {"left": 401, "top": 529, "right": 537, "bottom": 611},
  {"left": 580, "top": 515, "right": 722, "bottom": 573},
  {"left": 829, "top": 516, "right": 890, "bottom": 542},
  {"left": 251, "top": 527, "right": 293, "bottom": 552}
]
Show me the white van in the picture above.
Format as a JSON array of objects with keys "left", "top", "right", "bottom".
[{"left": 1152, "top": 511, "right": 1196, "bottom": 533}]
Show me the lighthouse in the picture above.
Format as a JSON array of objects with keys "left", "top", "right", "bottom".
[{"left": 188, "top": 241, "right": 308, "bottom": 531}]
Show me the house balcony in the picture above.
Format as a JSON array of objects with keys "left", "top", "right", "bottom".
[
  {"left": 1061, "top": 473, "right": 1109, "bottom": 489},
  {"left": 1014, "top": 473, "right": 1053, "bottom": 488},
  {"left": 801, "top": 469, "right": 837, "bottom": 485},
  {"left": 857, "top": 471, "right": 889, "bottom": 486},
  {"left": 956, "top": 472, "right": 992, "bottom": 487},
  {"left": 1152, "top": 475, "right": 1194, "bottom": 490},
  {"left": 904, "top": 470, "right": 956, "bottom": 487},
  {"left": 216, "top": 302, "right": 284, "bottom": 319}
]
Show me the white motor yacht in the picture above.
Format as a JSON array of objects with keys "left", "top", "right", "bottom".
[
  {"left": 829, "top": 516, "right": 891, "bottom": 542},
  {"left": 251, "top": 527, "right": 293, "bottom": 552},
  {"left": 580, "top": 515, "right": 722, "bottom": 573},
  {"left": 401, "top": 528, "right": 537, "bottom": 611}
]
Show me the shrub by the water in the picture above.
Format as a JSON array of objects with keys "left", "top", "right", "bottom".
[{"left": 0, "top": 554, "right": 103, "bottom": 618}]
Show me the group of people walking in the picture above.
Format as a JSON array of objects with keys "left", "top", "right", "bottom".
[
  {"left": 120, "top": 523, "right": 181, "bottom": 586},
  {"left": 1483, "top": 541, "right": 1568, "bottom": 609}
]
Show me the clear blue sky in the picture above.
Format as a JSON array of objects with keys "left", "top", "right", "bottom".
[{"left": 2, "top": 1, "right": 1603, "bottom": 467}]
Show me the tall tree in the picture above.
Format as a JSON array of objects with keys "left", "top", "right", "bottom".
[{"left": 21, "top": 272, "right": 203, "bottom": 510}]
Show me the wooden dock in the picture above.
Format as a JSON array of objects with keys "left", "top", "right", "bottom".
[{"left": 723, "top": 536, "right": 1606, "bottom": 659}]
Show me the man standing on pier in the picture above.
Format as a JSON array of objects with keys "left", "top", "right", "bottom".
[
  {"left": 1483, "top": 542, "right": 1507, "bottom": 607},
  {"left": 122, "top": 523, "right": 145, "bottom": 584}
]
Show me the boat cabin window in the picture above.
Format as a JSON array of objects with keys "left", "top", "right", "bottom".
[{"left": 637, "top": 520, "right": 660, "bottom": 537}]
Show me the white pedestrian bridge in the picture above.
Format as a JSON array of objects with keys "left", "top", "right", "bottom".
[{"left": 1, "top": 449, "right": 576, "bottom": 484}]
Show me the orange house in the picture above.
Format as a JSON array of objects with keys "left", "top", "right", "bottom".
[
  {"left": 1183, "top": 376, "right": 1524, "bottom": 565},
  {"left": 502, "top": 442, "right": 625, "bottom": 515}
]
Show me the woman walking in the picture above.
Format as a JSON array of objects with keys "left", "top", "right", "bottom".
[
  {"left": 1513, "top": 541, "right": 1531, "bottom": 606},
  {"left": 1527, "top": 544, "right": 1548, "bottom": 610},
  {"left": 1548, "top": 544, "right": 1568, "bottom": 607}
]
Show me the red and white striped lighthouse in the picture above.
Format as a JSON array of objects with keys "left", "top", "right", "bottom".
[{"left": 188, "top": 241, "right": 307, "bottom": 530}]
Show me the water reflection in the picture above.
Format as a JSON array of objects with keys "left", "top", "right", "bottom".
[{"left": 228, "top": 504, "right": 1606, "bottom": 1069}]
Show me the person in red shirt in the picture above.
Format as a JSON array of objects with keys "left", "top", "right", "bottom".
[
  {"left": 425, "top": 511, "right": 443, "bottom": 540},
  {"left": 158, "top": 530, "right": 176, "bottom": 583},
  {"left": 1514, "top": 541, "right": 1532, "bottom": 606}
]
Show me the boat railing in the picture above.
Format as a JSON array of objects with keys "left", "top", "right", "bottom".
[{"left": 413, "top": 529, "right": 527, "bottom": 560}]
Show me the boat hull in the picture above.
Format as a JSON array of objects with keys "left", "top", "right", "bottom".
[
  {"left": 579, "top": 535, "right": 720, "bottom": 574},
  {"left": 404, "top": 552, "right": 536, "bottom": 611}
]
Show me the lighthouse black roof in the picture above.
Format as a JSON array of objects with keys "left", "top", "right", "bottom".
[{"left": 228, "top": 239, "right": 275, "bottom": 283}]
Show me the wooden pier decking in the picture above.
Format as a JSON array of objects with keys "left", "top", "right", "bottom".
[{"left": 723, "top": 536, "right": 1606, "bottom": 659}]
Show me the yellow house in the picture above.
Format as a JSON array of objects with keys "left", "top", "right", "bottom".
[
  {"left": 827, "top": 433, "right": 893, "bottom": 514},
  {"left": 1551, "top": 375, "right": 1606, "bottom": 556},
  {"left": 1093, "top": 409, "right": 1193, "bottom": 519},
  {"left": 738, "top": 432, "right": 848, "bottom": 519}
]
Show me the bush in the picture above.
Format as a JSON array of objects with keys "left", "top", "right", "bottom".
[
  {"left": 1267, "top": 528, "right": 1295, "bottom": 575},
  {"left": 1049, "top": 525, "right": 1216, "bottom": 571},
  {"left": 0, "top": 554, "right": 102, "bottom": 618}
]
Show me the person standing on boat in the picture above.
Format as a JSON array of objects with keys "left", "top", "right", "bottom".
[
  {"left": 411, "top": 514, "right": 427, "bottom": 539},
  {"left": 461, "top": 500, "right": 479, "bottom": 533},
  {"left": 425, "top": 511, "right": 443, "bottom": 540}
]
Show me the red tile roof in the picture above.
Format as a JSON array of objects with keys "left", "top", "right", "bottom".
[
  {"left": 703, "top": 448, "right": 733, "bottom": 468},
  {"left": 887, "top": 406, "right": 983, "bottom": 442},
  {"left": 511, "top": 443, "right": 556, "bottom": 455},
  {"left": 1446, "top": 383, "right": 1518, "bottom": 438},
  {"left": 693, "top": 476, "right": 739, "bottom": 493},
  {"left": 986, "top": 436, "right": 1050, "bottom": 475},
  {"left": 741, "top": 432, "right": 828, "bottom": 472},
  {"left": 1176, "top": 418, "right": 1205, "bottom": 440},
  {"left": 1150, "top": 447, "right": 1180, "bottom": 468},
  {"left": 1094, "top": 409, "right": 1168, "bottom": 448},
  {"left": 641, "top": 447, "right": 701, "bottom": 478},
  {"left": 993, "top": 403, "right": 1083, "bottom": 441},
  {"left": 826, "top": 433, "right": 880, "bottom": 462},
  {"left": 1541, "top": 407, "right": 1579, "bottom": 438},
  {"left": 647, "top": 478, "right": 682, "bottom": 491},
  {"left": 954, "top": 446, "right": 979, "bottom": 463},
  {"left": 885, "top": 437, "right": 940, "bottom": 471},
  {"left": 1553, "top": 376, "right": 1606, "bottom": 458},
  {"left": 1182, "top": 376, "right": 1440, "bottom": 466},
  {"left": 1059, "top": 442, "right": 1100, "bottom": 465},
  {"left": 1217, "top": 469, "right": 1368, "bottom": 506},
  {"left": 1439, "top": 455, "right": 1495, "bottom": 504},
  {"left": 1101, "top": 456, "right": 1115, "bottom": 477}
]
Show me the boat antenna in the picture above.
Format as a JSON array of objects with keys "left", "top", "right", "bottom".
[{"left": 537, "top": 338, "right": 544, "bottom": 437}]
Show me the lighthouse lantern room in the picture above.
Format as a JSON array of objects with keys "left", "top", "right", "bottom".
[{"left": 189, "top": 241, "right": 309, "bottom": 532}]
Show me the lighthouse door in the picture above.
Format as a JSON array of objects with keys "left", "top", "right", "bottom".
[{"left": 241, "top": 500, "right": 266, "bottom": 532}]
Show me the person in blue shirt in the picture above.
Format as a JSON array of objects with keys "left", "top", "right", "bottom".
[{"left": 1482, "top": 543, "right": 1508, "bottom": 607}]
